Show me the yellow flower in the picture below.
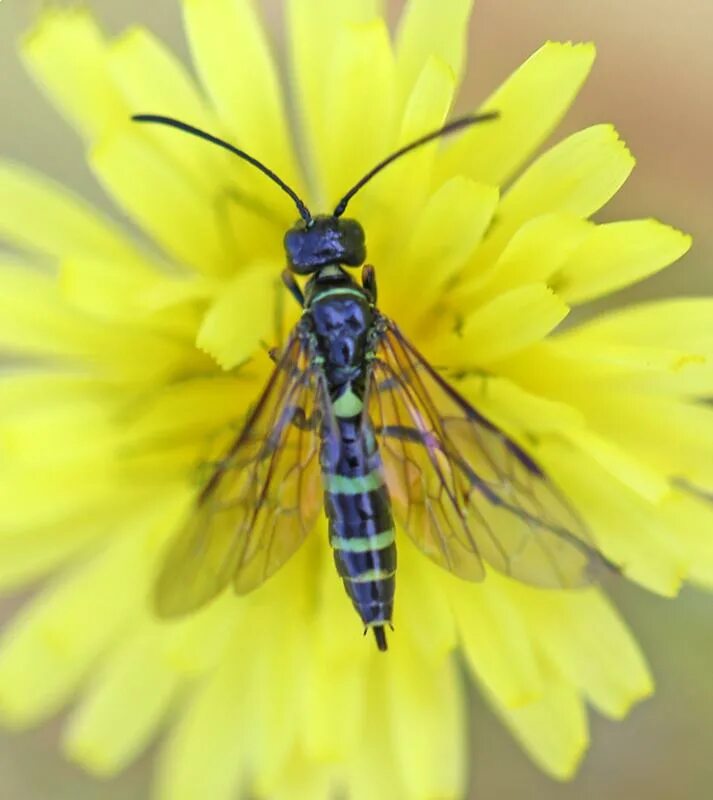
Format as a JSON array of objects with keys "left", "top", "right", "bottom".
[{"left": 0, "top": 1, "right": 711, "bottom": 798}]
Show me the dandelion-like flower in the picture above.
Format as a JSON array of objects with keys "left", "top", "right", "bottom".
[{"left": 1, "top": 1, "right": 712, "bottom": 798}]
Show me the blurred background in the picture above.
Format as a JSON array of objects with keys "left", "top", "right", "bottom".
[{"left": 1, "top": 0, "right": 712, "bottom": 798}]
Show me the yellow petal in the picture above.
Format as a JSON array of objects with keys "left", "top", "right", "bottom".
[
  {"left": 155, "top": 637, "right": 250, "bottom": 800},
  {"left": 303, "top": 653, "right": 366, "bottom": 762},
  {"left": 395, "top": 0, "right": 474, "bottom": 102},
  {"left": 438, "top": 42, "right": 596, "bottom": 186},
  {"left": 0, "top": 161, "right": 145, "bottom": 263},
  {"left": 0, "top": 518, "right": 107, "bottom": 592},
  {"left": 0, "top": 265, "right": 201, "bottom": 381},
  {"left": 392, "top": 538, "right": 457, "bottom": 660},
  {"left": 108, "top": 26, "right": 226, "bottom": 193},
  {"left": 473, "top": 125, "right": 634, "bottom": 270},
  {"left": 501, "top": 336, "right": 711, "bottom": 401},
  {"left": 158, "top": 590, "right": 306, "bottom": 800},
  {"left": 495, "top": 678, "right": 588, "bottom": 780},
  {"left": 448, "top": 574, "right": 544, "bottom": 708},
  {"left": 552, "top": 219, "right": 692, "bottom": 304},
  {"left": 288, "top": 0, "right": 384, "bottom": 189},
  {"left": 513, "top": 586, "right": 653, "bottom": 718},
  {"left": 196, "top": 265, "right": 278, "bottom": 369},
  {"left": 365, "top": 56, "right": 456, "bottom": 252},
  {"left": 537, "top": 440, "right": 685, "bottom": 596},
  {"left": 395, "top": 176, "right": 498, "bottom": 305},
  {"left": 64, "top": 627, "right": 183, "bottom": 776},
  {"left": 0, "top": 262, "right": 98, "bottom": 357},
  {"left": 583, "top": 397, "right": 713, "bottom": 487},
  {"left": 183, "top": 0, "right": 300, "bottom": 188},
  {"left": 436, "top": 283, "right": 569, "bottom": 368},
  {"left": 344, "top": 665, "right": 409, "bottom": 800},
  {"left": 22, "top": 8, "right": 128, "bottom": 140},
  {"left": 60, "top": 257, "right": 163, "bottom": 321},
  {"left": 123, "top": 375, "right": 254, "bottom": 446},
  {"left": 458, "top": 373, "right": 586, "bottom": 437},
  {"left": 0, "top": 398, "right": 115, "bottom": 468},
  {"left": 387, "top": 644, "right": 466, "bottom": 798},
  {"left": 565, "top": 426, "right": 670, "bottom": 503},
  {"left": 564, "top": 298, "right": 713, "bottom": 356},
  {"left": 90, "top": 125, "right": 228, "bottom": 275},
  {"left": 317, "top": 18, "right": 396, "bottom": 206},
  {"left": 271, "top": 755, "right": 334, "bottom": 800},
  {"left": 460, "top": 213, "right": 592, "bottom": 303},
  {"left": 661, "top": 488, "right": 713, "bottom": 588},
  {"left": 0, "top": 536, "right": 149, "bottom": 728}
]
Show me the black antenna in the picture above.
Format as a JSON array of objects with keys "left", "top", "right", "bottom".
[
  {"left": 333, "top": 111, "right": 499, "bottom": 218},
  {"left": 132, "top": 114, "right": 313, "bottom": 224}
]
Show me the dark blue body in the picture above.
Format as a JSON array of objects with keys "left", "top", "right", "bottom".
[{"left": 304, "top": 267, "right": 395, "bottom": 650}]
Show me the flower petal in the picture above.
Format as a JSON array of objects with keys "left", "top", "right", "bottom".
[
  {"left": 661, "top": 489, "right": 713, "bottom": 588},
  {"left": 392, "top": 538, "right": 457, "bottom": 660},
  {"left": 182, "top": 0, "right": 300, "bottom": 188},
  {"left": 552, "top": 220, "right": 692, "bottom": 304},
  {"left": 0, "top": 536, "right": 149, "bottom": 728},
  {"left": 0, "top": 525, "right": 99, "bottom": 592},
  {"left": 387, "top": 645, "right": 466, "bottom": 798},
  {"left": 396, "top": 176, "right": 498, "bottom": 305},
  {"left": 395, "top": 0, "right": 474, "bottom": 102},
  {"left": 196, "top": 264, "right": 278, "bottom": 369},
  {"left": 344, "top": 665, "right": 409, "bottom": 800},
  {"left": 317, "top": 18, "right": 396, "bottom": 206},
  {"left": 460, "top": 213, "right": 592, "bottom": 302},
  {"left": 473, "top": 125, "right": 634, "bottom": 270},
  {"left": 448, "top": 574, "right": 544, "bottom": 708},
  {"left": 578, "top": 396, "right": 713, "bottom": 488},
  {"left": 22, "top": 8, "right": 128, "bottom": 140},
  {"left": 59, "top": 257, "right": 166, "bottom": 322},
  {"left": 537, "top": 440, "right": 685, "bottom": 596},
  {"left": 63, "top": 627, "right": 183, "bottom": 776},
  {"left": 565, "top": 426, "right": 670, "bottom": 503},
  {"left": 0, "top": 261, "right": 100, "bottom": 357},
  {"left": 495, "top": 678, "right": 588, "bottom": 780},
  {"left": 438, "top": 42, "right": 596, "bottom": 186},
  {"left": 156, "top": 637, "right": 250, "bottom": 800},
  {"left": 0, "top": 161, "right": 145, "bottom": 263},
  {"left": 108, "top": 26, "right": 226, "bottom": 193},
  {"left": 90, "top": 125, "right": 229, "bottom": 275},
  {"left": 364, "top": 56, "right": 456, "bottom": 253},
  {"left": 564, "top": 298, "right": 713, "bottom": 357},
  {"left": 287, "top": 0, "right": 384, "bottom": 194},
  {"left": 435, "top": 283, "right": 569, "bottom": 368},
  {"left": 514, "top": 586, "right": 654, "bottom": 719}
]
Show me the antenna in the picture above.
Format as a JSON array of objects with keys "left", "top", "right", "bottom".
[
  {"left": 333, "top": 111, "right": 499, "bottom": 218},
  {"left": 132, "top": 114, "right": 313, "bottom": 224}
]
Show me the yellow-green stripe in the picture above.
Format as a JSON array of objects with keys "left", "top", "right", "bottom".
[
  {"left": 343, "top": 568, "right": 395, "bottom": 583},
  {"left": 325, "top": 470, "right": 383, "bottom": 495},
  {"left": 330, "top": 529, "right": 395, "bottom": 552}
]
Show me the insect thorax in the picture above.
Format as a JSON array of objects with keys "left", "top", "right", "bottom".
[{"left": 305, "top": 267, "right": 375, "bottom": 397}]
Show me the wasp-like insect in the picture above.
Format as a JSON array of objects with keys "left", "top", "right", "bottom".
[{"left": 134, "top": 112, "right": 609, "bottom": 650}]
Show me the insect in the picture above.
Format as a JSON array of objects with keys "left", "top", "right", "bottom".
[{"left": 134, "top": 112, "right": 611, "bottom": 651}]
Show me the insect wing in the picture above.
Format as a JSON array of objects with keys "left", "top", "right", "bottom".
[
  {"left": 154, "top": 333, "right": 324, "bottom": 616},
  {"left": 369, "top": 321, "right": 608, "bottom": 589}
]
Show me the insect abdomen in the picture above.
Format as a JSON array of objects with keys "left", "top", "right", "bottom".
[{"left": 322, "top": 415, "right": 396, "bottom": 651}]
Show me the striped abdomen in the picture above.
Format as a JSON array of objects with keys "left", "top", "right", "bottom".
[{"left": 321, "top": 409, "right": 396, "bottom": 651}]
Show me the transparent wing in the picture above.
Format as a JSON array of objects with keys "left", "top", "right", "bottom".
[
  {"left": 154, "top": 331, "right": 324, "bottom": 616},
  {"left": 368, "top": 319, "right": 612, "bottom": 589}
]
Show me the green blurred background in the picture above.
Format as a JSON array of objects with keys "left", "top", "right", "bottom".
[{"left": 1, "top": 1, "right": 712, "bottom": 798}]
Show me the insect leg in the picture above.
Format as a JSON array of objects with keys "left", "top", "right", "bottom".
[
  {"left": 362, "top": 264, "right": 377, "bottom": 303},
  {"left": 290, "top": 404, "right": 321, "bottom": 432},
  {"left": 282, "top": 269, "right": 305, "bottom": 306}
]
